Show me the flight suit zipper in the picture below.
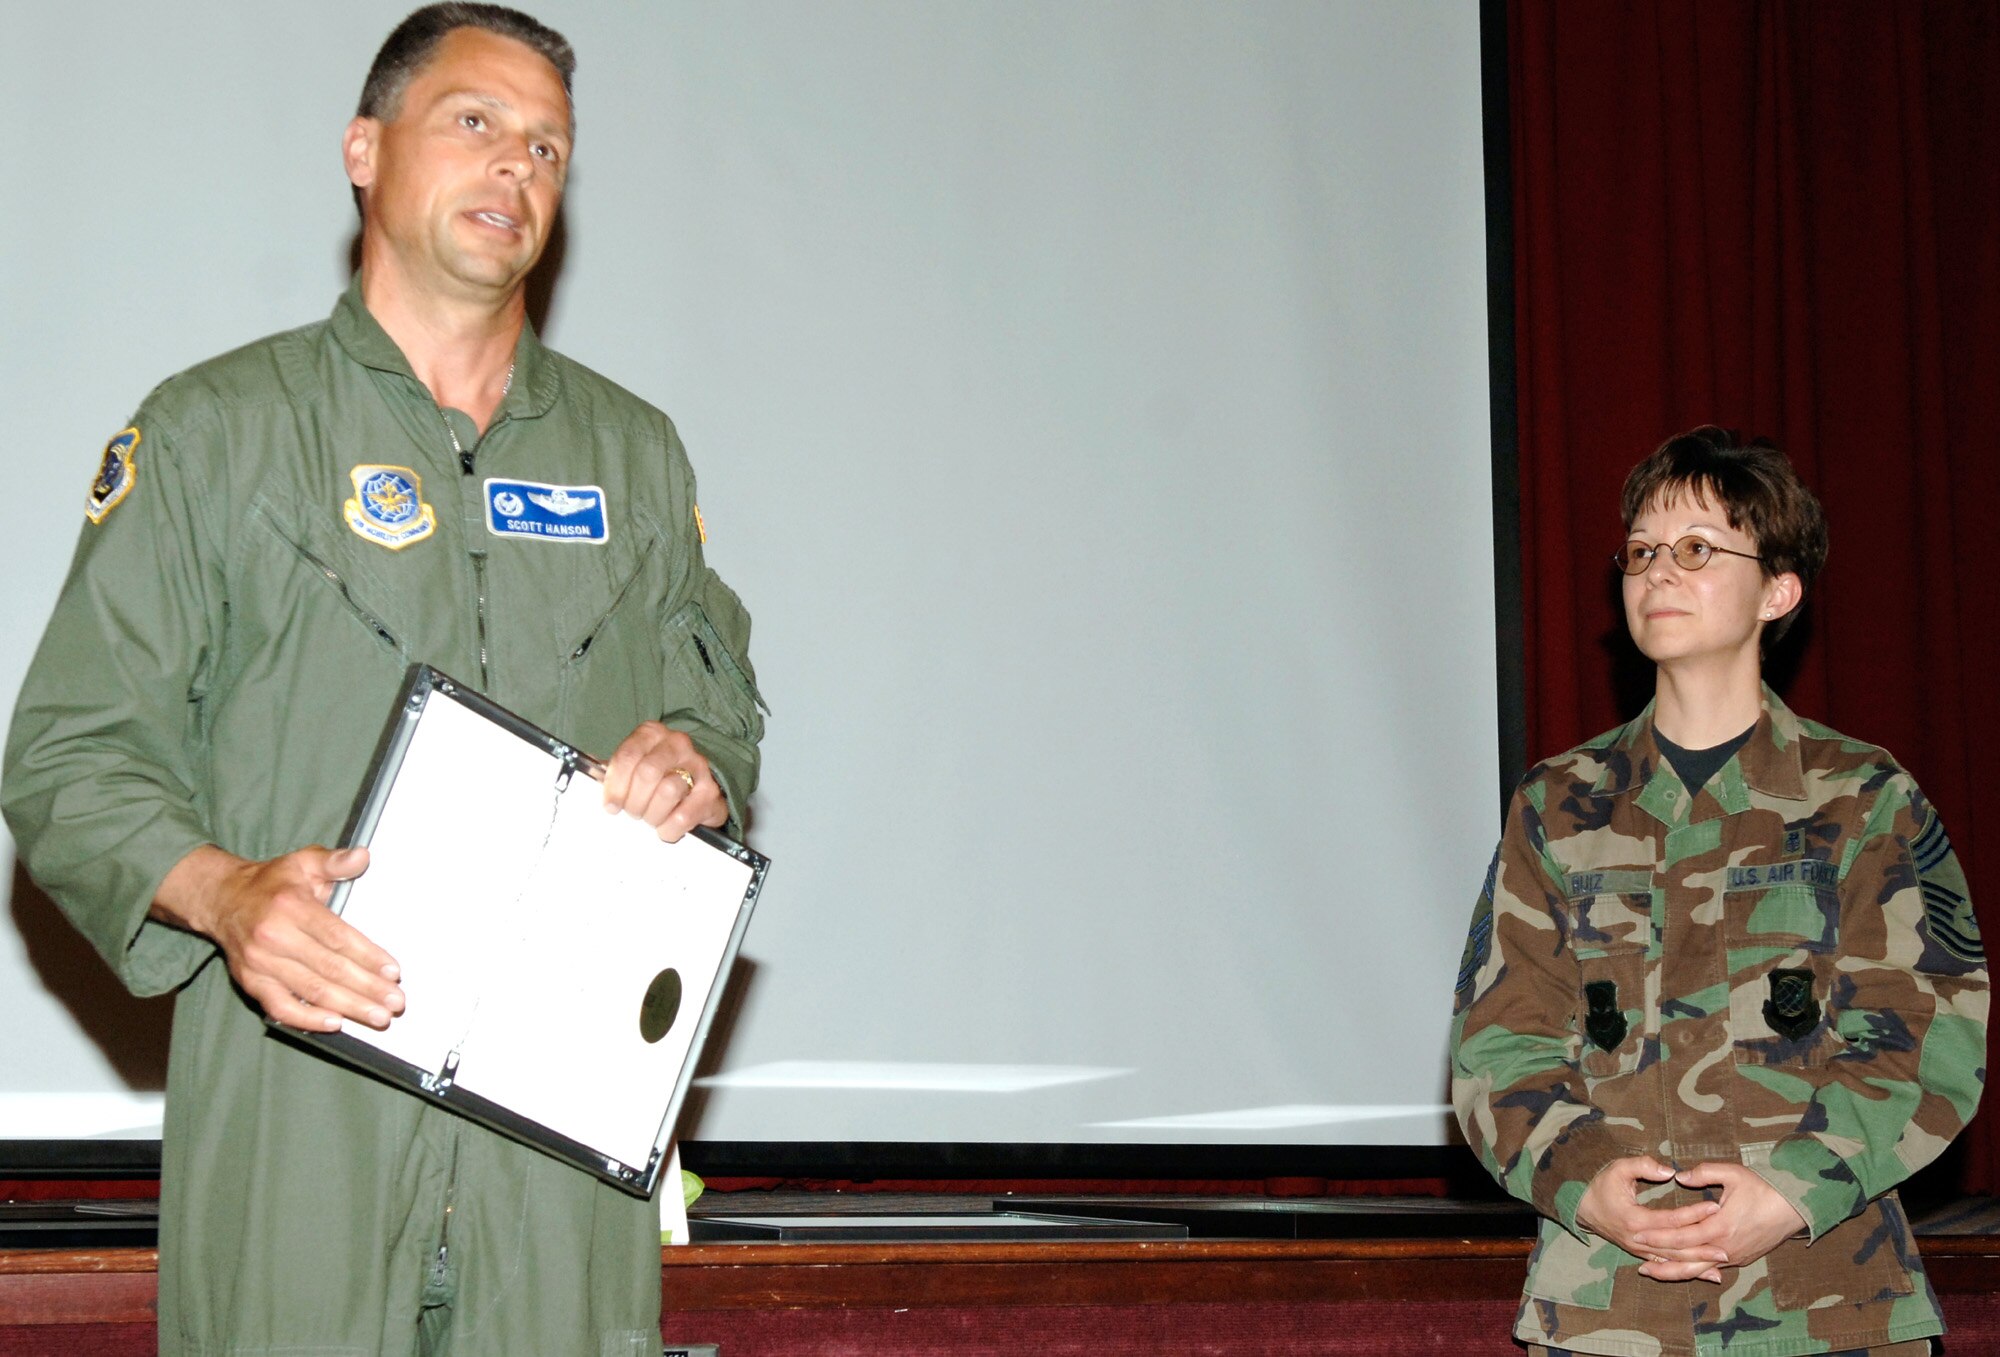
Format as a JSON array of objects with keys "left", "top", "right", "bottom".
[
  {"left": 430, "top": 1192, "right": 454, "bottom": 1289},
  {"left": 447, "top": 406, "right": 494, "bottom": 692},
  {"left": 427, "top": 1133, "right": 461, "bottom": 1301},
  {"left": 470, "top": 549, "right": 491, "bottom": 690}
]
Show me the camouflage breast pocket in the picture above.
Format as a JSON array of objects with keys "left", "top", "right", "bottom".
[
  {"left": 1722, "top": 871, "right": 1845, "bottom": 1067},
  {"left": 1563, "top": 874, "right": 1655, "bottom": 1081}
]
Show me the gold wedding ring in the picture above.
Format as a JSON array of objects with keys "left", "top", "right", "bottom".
[{"left": 672, "top": 767, "right": 696, "bottom": 793}]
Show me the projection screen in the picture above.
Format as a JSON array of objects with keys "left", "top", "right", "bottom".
[{"left": 1, "top": 0, "right": 1496, "bottom": 1160}]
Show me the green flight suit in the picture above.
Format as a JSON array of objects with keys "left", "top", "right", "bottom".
[
  {"left": 2, "top": 280, "right": 765, "bottom": 1356},
  {"left": 1451, "top": 689, "right": 1987, "bottom": 1357}
]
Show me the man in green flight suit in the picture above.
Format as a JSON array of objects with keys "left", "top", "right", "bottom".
[{"left": 2, "top": 5, "right": 764, "bottom": 1354}]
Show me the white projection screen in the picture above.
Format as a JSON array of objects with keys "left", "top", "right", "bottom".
[{"left": 1, "top": 1, "right": 1498, "bottom": 1165}]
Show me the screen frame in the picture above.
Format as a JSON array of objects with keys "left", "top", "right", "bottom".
[{"left": 0, "top": 0, "right": 1523, "bottom": 1189}]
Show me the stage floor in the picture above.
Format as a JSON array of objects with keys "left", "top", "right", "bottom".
[{"left": 7, "top": 1189, "right": 2000, "bottom": 1250}]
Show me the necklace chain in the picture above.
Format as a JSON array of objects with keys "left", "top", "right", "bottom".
[{"left": 442, "top": 361, "right": 515, "bottom": 457}]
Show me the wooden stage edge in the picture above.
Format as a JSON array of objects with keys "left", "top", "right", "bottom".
[{"left": 5, "top": 1237, "right": 2000, "bottom": 1326}]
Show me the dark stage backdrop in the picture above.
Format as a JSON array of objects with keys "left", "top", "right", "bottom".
[{"left": 1507, "top": 0, "right": 1999, "bottom": 1189}]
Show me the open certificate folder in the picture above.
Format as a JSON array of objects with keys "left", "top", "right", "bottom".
[{"left": 276, "top": 665, "right": 768, "bottom": 1198}]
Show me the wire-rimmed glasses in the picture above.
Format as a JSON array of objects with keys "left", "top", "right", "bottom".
[{"left": 1613, "top": 536, "right": 1763, "bottom": 575}]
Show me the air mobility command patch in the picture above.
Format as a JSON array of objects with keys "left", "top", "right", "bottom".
[
  {"left": 85, "top": 427, "right": 140, "bottom": 524},
  {"left": 344, "top": 465, "right": 436, "bottom": 550},
  {"left": 484, "top": 478, "right": 609, "bottom": 544}
]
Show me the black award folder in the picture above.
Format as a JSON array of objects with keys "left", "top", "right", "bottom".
[{"left": 275, "top": 664, "right": 767, "bottom": 1197}]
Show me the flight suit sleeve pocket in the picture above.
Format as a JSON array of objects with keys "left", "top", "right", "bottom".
[{"left": 663, "top": 599, "right": 764, "bottom": 744}]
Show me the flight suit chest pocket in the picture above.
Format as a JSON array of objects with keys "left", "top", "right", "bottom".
[
  {"left": 246, "top": 493, "right": 414, "bottom": 659},
  {"left": 555, "top": 536, "right": 665, "bottom": 751},
  {"left": 1564, "top": 871, "right": 1655, "bottom": 1081},
  {"left": 1722, "top": 861, "right": 1844, "bottom": 1067}
]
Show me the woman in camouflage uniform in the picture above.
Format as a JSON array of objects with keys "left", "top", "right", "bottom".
[{"left": 1451, "top": 428, "right": 1988, "bottom": 1357}]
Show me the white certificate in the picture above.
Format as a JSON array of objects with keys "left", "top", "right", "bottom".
[{"left": 277, "top": 665, "right": 766, "bottom": 1198}]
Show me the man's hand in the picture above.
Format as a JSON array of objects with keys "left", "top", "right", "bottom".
[
  {"left": 599, "top": 721, "right": 727, "bottom": 841},
  {"left": 152, "top": 843, "right": 403, "bottom": 1033},
  {"left": 1629, "top": 1161, "right": 1808, "bottom": 1274},
  {"left": 1575, "top": 1155, "right": 1729, "bottom": 1282}
]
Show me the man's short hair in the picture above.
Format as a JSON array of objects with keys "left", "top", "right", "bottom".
[
  {"left": 357, "top": 3, "right": 576, "bottom": 122},
  {"left": 1620, "top": 425, "right": 1829, "bottom": 645}
]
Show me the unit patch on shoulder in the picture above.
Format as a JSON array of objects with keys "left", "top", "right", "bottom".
[
  {"left": 85, "top": 427, "right": 140, "bottom": 524},
  {"left": 344, "top": 465, "right": 436, "bottom": 550},
  {"left": 484, "top": 477, "right": 609, "bottom": 544}
]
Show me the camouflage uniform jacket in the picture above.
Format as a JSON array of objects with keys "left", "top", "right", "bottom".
[{"left": 1451, "top": 687, "right": 1988, "bottom": 1357}]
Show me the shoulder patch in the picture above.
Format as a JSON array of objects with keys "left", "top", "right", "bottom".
[
  {"left": 693, "top": 503, "right": 709, "bottom": 546},
  {"left": 85, "top": 427, "right": 140, "bottom": 524},
  {"left": 344, "top": 465, "right": 436, "bottom": 550}
]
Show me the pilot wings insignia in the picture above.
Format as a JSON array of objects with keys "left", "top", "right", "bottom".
[{"left": 527, "top": 487, "right": 599, "bottom": 517}]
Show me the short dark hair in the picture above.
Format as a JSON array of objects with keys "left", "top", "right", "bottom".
[
  {"left": 357, "top": 3, "right": 575, "bottom": 122},
  {"left": 1620, "top": 425, "right": 1829, "bottom": 645}
]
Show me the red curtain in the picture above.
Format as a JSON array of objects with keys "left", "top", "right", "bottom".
[{"left": 1509, "top": 0, "right": 2000, "bottom": 1189}]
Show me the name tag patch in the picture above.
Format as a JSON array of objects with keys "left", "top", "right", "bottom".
[
  {"left": 1726, "top": 858, "right": 1837, "bottom": 890},
  {"left": 485, "top": 478, "right": 609, "bottom": 544},
  {"left": 1565, "top": 869, "right": 1654, "bottom": 899}
]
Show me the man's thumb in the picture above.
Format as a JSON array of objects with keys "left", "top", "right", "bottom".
[{"left": 322, "top": 846, "right": 371, "bottom": 880}]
